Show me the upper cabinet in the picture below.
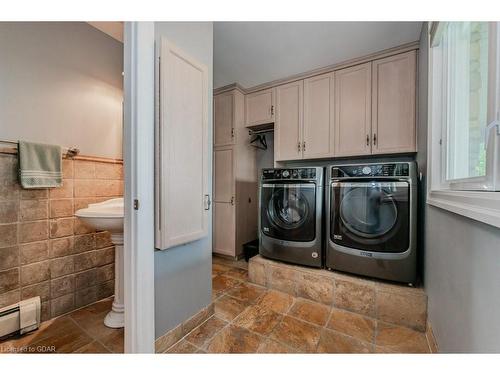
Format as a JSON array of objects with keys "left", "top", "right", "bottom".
[
  {"left": 275, "top": 81, "right": 303, "bottom": 161},
  {"left": 371, "top": 50, "right": 417, "bottom": 154},
  {"left": 303, "top": 72, "right": 335, "bottom": 159},
  {"left": 245, "top": 88, "right": 275, "bottom": 127},
  {"left": 334, "top": 51, "right": 417, "bottom": 157},
  {"left": 275, "top": 73, "right": 334, "bottom": 161},
  {"left": 334, "top": 63, "right": 372, "bottom": 157},
  {"left": 242, "top": 49, "right": 417, "bottom": 161},
  {"left": 214, "top": 92, "right": 235, "bottom": 146}
]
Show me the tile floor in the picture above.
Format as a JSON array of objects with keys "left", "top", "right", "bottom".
[
  {"left": 0, "top": 298, "right": 123, "bottom": 354},
  {"left": 1, "top": 256, "right": 432, "bottom": 354},
  {"left": 164, "top": 256, "right": 433, "bottom": 354}
]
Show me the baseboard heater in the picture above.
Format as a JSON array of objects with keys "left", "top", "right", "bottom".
[{"left": 0, "top": 297, "right": 41, "bottom": 339}]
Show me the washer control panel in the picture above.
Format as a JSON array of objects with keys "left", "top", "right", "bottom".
[{"left": 262, "top": 168, "right": 318, "bottom": 180}]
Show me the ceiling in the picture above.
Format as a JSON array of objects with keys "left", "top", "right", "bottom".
[
  {"left": 87, "top": 22, "right": 123, "bottom": 43},
  {"left": 214, "top": 22, "right": 422, "bottom": 89}
]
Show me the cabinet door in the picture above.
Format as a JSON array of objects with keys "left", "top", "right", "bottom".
[
  {"left": 213, "top": 147, "right": 235, "bottom": 256},
  {"left": 334, "top": 62, "right": 372, "bottom": 157},
  {"left": 303, "top": 72, "right": 335, "bottom": 158},
  {"left": 214, "top": 147, "right": 234, "bottom": 203},
  {"left": 245, "top": 88, "right": 275, "bottom": 126},
  {"left": 275, "top": 80, "right": 304, "bottom": 161},
  {"left": 372, "top": 51, "right": 416, "bottom": 154},
  {"left": 214, "top": 93, "right": 235, "bottom": 146},
  {"left": 213, "top": 202, "right": 235, "bottom": 256}
]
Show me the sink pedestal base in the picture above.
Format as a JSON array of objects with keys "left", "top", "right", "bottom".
[{"left": 104, "top": 233, "right": 124, "bottom": 329}]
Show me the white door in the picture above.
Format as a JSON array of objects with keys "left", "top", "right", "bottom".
[
  {"left": 334, "top": 62, "right": 372, "bottom": 157},
  {"left": 275, "top": 81, "right": 303, "bottom": 161},
  {"left": 156, "top": 38, "right": 209, "bottom": 250},
  {"left": 303, "top": 72, "right": 335, "bottom": 158},
  {"left": 372, "top": 51, "right": 417, "bottom": 154},
  {"left": 214, "top": 92, "right": 235, "bottom": 147}
]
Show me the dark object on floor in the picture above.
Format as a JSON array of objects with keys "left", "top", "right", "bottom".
[{"left": 243, "top": 239, "right": 259, "bottom": 262}]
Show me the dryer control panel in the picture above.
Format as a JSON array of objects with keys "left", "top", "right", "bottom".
[{"left": 331, "top": 163, "right": 410, "bottom": 178}]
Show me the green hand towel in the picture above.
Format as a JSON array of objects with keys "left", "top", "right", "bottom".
[{"left": 18, "top": 141, "right": 62, "bottom": 189}]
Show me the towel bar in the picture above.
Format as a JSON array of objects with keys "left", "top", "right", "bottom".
[{"left": 0, "top": 139, "right": 79, "bottom": 157}]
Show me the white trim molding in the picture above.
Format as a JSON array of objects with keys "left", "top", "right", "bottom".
[
  {"left": 427, "top": 190, "right": 500, "bottom": 228},
  {"left": 123, "top": 21, "right": 156, "bottom": 353},
  {"left": 427, "top": 22, "right": 500, "bottom": 229}
]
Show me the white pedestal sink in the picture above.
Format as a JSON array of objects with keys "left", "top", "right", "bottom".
[{"left": 75, "top": 198, "right": 124, "bottom": 328}]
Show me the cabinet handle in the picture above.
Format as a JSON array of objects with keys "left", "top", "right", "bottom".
[
  {"left": 366, "top": 135, "right": 370, "bottom": 146},
  {"left": 297, "top": 142, "right": 301, "bottom": 152},
  {"left": 302, "top": 141, "right": 306, "bottom": 152},
  {"left": 231, "top": 128, "right": 234, "bottom": 138},
  {"left": 373, "top": 133, "right": 377, "bottom": 146},
  {"left": 270, "top": 105, "right": 274, "bottom": 116}
]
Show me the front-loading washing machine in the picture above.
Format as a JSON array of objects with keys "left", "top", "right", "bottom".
[
  {"left": 326, "top": 162, "right": 417, "bottom": 284},
  {"left": 259, "top": 167, "right": 324, "bottom": 268}
]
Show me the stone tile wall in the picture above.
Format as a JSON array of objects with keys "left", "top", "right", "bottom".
[{"left": 0, "top": 154, "right": 123, "bottom": 321}]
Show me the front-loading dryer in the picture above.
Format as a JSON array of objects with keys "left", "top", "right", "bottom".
[
  {"left": 326, "top": 162, "right": 417, "bottom": 284},
  {"left": 259, "top": 167, "right": 323, "bottom": 268}
]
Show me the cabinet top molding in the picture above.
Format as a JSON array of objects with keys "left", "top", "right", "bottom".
[{"left": 213, "top": 40, "right": 419, "bottom": 96}]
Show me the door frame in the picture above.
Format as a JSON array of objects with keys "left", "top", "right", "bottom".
[{"left": 123, "top": 21, "right": 156, "bottom": 353}]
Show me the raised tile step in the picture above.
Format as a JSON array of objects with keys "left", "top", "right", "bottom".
[{"left": 249, "top": 255, "right": 427, "bottom": 332}]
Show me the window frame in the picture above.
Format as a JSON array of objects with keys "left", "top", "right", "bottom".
[{"left": 427, "top": 22, "right": 500, "bottom": 228}]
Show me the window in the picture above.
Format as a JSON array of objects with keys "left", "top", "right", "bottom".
[
  {"left": 444, "top": 22, "right": 489, "bottom": 181},
  {"left": 428, "top": 22, "right": 500, "bottom": 228}
]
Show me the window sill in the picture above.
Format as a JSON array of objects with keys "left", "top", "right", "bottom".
[{"left": 427, "top": 190, "right": 500, "bottom": 228}]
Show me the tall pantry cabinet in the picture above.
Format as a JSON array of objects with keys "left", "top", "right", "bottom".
[{"left": 213, "top": 89, "right": 258, "bottom": 258}]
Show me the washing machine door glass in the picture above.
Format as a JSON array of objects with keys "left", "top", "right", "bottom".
[
  {"left": 331, "top": 181, "right": 410, "bottom": 253},
  {"left": 261, "top": 183, "right": 316, "bottom": 242}
]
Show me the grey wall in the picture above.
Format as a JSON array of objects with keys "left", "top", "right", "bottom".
[
  {"left": 416, "top": 23, "right": 429, "bottom": 280},
  {"left": 425, "top": 206, "right": 500, "bottom": 352},
  {"left": 0, "top": 22, "right": 123, "bottom": 158},
  {"left": 419, "top": 23, "right": 500, "bottom": 353},
  {"left": 256, "top": 133, "right": 274, "bottom": 171},
  {"left": 153, "top": 22, "right": 214, "bottom": 339}
]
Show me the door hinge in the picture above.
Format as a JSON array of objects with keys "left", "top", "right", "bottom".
[
  {"left": 439, "top": 138, "right": 442, "bottom": 146},
  {"left": 231, "top": 128, "right": 235, "bottom": 138},
  {"left": 133, "top": 199, "right": 139, "bottom": 210},
  {"left": 204, "top": 194, "right": 211, "bottom": 210},
  {"left": 270, "top": 105, "right": 274, "bottom": 116},
  {"left": 230, "top": 196, "right": 235, "bottom": 205}
]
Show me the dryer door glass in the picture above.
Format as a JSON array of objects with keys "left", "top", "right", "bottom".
[
  {"left": 340, "top": 186, "right": 398, "bottom": 238},
  {"left": 330, "top": 181, "right": 410, "bottom": 253},
  {"left": 261, "top": 183, "right": 316, "bottom": 242}
]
